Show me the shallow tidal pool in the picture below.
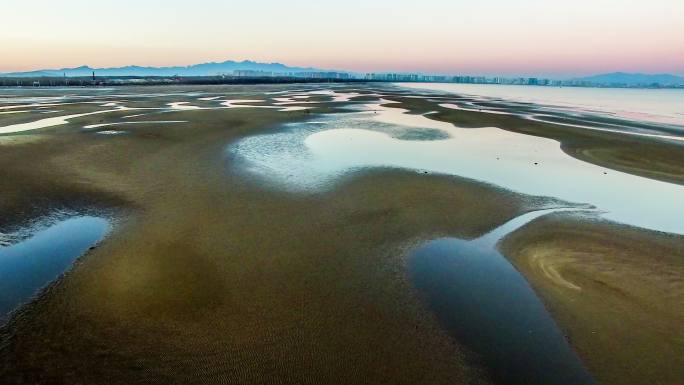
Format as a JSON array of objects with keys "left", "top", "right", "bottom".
[{"left": 0, "top": 215, "right": 110, "bottom": 321}]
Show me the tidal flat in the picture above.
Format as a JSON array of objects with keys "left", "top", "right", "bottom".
[{"left": 0, "top": 83, "right": 682, "bottom": 384}]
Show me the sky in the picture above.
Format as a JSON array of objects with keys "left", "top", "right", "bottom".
[{"left": 2, "top": 0, "right": 683, "bottom": 77}]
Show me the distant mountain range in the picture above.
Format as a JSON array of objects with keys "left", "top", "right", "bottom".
[
  {"left": 574, "top": 72, "right": 684, "bottom": 86},
  {"left": 2, "top": 62, "right": 683, "bottom": 87},
  {"left": 0, "top": 60, "right": 334, "bottom": 77}
]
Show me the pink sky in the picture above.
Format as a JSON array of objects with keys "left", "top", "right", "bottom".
[{"left": 2, "top": 0, "right": 683, "bottom": 76}]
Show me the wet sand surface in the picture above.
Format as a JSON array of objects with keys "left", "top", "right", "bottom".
[
  {"left": 0, "top": 84, "right": 682, "bottom": 384},
  {"left": 500, "top": 214, "right": 684, "bottom": 385}
]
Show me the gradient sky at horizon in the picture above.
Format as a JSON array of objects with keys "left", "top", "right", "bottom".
[{"left": 2, "top": 0, "right": 683, "bottom": 77}]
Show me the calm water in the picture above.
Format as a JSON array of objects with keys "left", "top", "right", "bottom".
[
  {"left": 231, "top": 100, "right": 684, "bottom": 235},
  {"left": 410, "top": 209, "right": 595, "bottom": 385},
  {"left": 0, "top": 216, "right": 110, "bottom": 321},
  {"left": 400, "top": 83, "right": 684, "bottom": 126}
]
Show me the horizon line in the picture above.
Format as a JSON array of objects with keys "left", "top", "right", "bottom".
[{"left": 2, "top": 59, "right": 683, "bottom": 80}]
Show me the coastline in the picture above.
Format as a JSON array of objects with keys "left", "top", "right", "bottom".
[
  {"left": 385, "top": 89, "right": 684, "bottom": 186},
  {"left": 398, "top": 82, "right": 684, "bottom": 127}
]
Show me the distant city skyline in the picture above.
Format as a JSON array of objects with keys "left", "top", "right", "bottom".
[{"left": 3, "top": 0, "right": 683, "bottom": 77}]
